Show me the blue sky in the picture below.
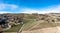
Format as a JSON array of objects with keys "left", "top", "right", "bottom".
[{"left": 0, "top": 0, "right": 60, "bottom": 14}]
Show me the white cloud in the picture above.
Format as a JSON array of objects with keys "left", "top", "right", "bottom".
[
  {"left": 0, "top": 3, "right": 60, "bottom": 14},
  {"left": 0, "top": 3, "right": 19, "bottom": 10},
  {"left": 21, "top": 9, "right": 40, "bottom": 14},
  {"left": 0, "top": 4, "right": 6, "bottom": 10},
  {"left": 21, "top": 5, "right": 60, "bottom": 14},
  {"left": 0, "top": 3, "right": 20, "bottom": 14},
  {"left": 0, "top": 11, "right": 13, "bottom": 14},
  {"left": 10, "top": 5, "right": 19, "bottom": 10}
]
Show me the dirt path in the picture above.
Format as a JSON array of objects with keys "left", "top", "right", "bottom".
[
  {"left": 56, "top": 26, "right": 60, "bottom": 33},
  {"left": 21, "top": 26, "right": 60, "bottom": 33}
]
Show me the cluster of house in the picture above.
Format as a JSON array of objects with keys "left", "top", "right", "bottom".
[{"left": 0, "top": 14, "right": 23, "bottom": 31}]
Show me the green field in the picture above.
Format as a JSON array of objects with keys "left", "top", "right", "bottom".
[
  {"left": 4, "top": 24, "right": 22, "bottom": 32},
  {"left": 22, "top": 19, "right": 37, "bottom": 31}
]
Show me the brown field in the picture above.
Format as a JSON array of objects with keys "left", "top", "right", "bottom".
[{"left": 21, "top": 26, "right": 60, "bottom": 33}]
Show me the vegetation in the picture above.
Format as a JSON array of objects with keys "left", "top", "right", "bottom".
[
  {"left": 0, "top": 13, "right": 60, "bottom": 32},
  {"left": 22, "top": 19, "right": 36, "bottom": 31},
  {"left": 4, "top": 24, "right": 22, "bottom": 32}
]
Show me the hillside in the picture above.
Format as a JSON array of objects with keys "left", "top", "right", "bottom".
[
  {"left": 0, "top": 13, "right": 60, "bottom": 33},
  {"left": 22, "top": 13, "right": 60, "bottom": 33}
]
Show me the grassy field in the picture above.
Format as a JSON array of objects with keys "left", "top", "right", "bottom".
[
  {"left": 22, "top": 20, "right": 57, "bottom": 31},
  {"left": 4, "top": 32, "right": 17, "bottom": 33},
  {"left": 4, "top": 24, "right": 22, "bottom": 32},
  {"left": 22, "top": 19, "right": 37, "bottom": 31}
]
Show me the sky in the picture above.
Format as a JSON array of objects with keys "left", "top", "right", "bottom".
[{"left": 0, "top": 0, "right": 60, "bottom": 14}]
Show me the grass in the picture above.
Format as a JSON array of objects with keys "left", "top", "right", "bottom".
[
  {"left": 38, "top": 22, "right": 56, "bottom": 28},
  {"left": 4, "top": 24, "right": 22, "bottom": 32},
  {"left": 22, "top": 19, "right": 37, "bottom": 31},
  {"left": 23, "top": 20, "right": 58, "bottom": 31},
  {"left": 4, "top": 19, "right": 36, "bottom": 32},
  {"left": 29, "top": 22, "right": 57, "bottom": 30},
  {"left": 4, "top": 32, "right": 17, "bottom": 33}
]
